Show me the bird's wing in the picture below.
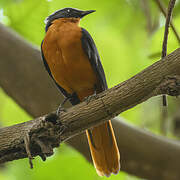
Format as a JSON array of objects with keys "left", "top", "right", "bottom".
[
  {"left": 41, "top": 40, "right": 80, "bottom": 105},
  {"left": 81, "top": 28, "right": 108, "bottom": 91}
]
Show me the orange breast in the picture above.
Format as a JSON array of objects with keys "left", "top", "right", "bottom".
[{"left": 42, "top": 18, "right": 97, "bottom": 98}]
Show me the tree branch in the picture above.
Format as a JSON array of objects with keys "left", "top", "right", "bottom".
[{"left": 1, "top": 24, "right": 180, "bottom": 179}]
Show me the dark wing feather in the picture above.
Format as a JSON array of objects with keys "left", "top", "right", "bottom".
[
  {"left": 41, "top": 40, "right": 80, "bottom": 105},
  {"left": 81, "top": 28, "right": 108, "bottom": 91}
]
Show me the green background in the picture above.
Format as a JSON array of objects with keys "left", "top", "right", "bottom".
[{"left": 0, "top": 0, "right": 180, "bottom": 179}]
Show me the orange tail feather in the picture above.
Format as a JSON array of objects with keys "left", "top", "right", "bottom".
[
  {"left": 78, "top": 90, "right": 120, "bottom": 176},
  {"left": 86, "top": 120, "right": 120, "bottom": 176}
]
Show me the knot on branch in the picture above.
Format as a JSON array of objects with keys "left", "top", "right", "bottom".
[
  {"left": 159, "top": 75, "right": 180, "bottom": 96},
  {"left": 24, "top": 113, "right": 66, "bottom": 168}
]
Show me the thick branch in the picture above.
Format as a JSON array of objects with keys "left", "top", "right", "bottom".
[
  {"left": 1, "top": 47, "right": 180, "bottom": 177},
  {"left": 1, "top": 24, "right": 180, "bottom": 179}
]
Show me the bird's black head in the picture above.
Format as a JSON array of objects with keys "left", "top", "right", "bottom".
[{"left": 45, "top": 8, "right": 95, "bottom": 32}]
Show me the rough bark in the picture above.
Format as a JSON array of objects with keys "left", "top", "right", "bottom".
[{"left": 1, "top": 23, "right": 180, "bottom": 179}]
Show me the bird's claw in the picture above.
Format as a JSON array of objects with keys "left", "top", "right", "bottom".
[
  {"left": 44, "top": 106, "right": 67, "bottom": 125},
  {"left": 45, "top": 113, "right": 59, "bottom": 124},
  {"left": 59, "top": 124, "right": 68, "bottom": 135},
  {"left": 56, "top": 106, "right": 67, "bottom": 116},
  {"left": 84, "top": 93, "right": 97, "bottom": 104}
]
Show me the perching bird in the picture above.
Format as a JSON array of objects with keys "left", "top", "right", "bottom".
[{"left": 41, "top": 8, "right": 120, "bottom": 176}]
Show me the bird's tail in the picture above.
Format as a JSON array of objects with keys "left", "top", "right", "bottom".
[
  {"left": 78, "top": 91, "right": 120, "bottom": 176},
  {"left": 86, "top": 120, "right": 120, "bottom": 176}
]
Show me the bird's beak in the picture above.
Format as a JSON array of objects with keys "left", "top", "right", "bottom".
[{"left": 80, "top": 10, "right": 96, "bottom": 18}]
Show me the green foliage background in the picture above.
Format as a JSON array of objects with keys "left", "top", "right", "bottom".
[{"left": 0, "top": 0, "right": 180, "bottom": 179}]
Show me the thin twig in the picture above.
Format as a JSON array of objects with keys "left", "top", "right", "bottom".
[
  {"left": 161, "top": 0, "right": 176, "bottom": 135},
  {"left": 155, "top": 0, "right": 180, "bottom": 44},
  {"left": 161, "top": 0, "right": 176, "bottom": 58},
  {"left": 148, "top": 0, "right": 179, "bottom": 59}
]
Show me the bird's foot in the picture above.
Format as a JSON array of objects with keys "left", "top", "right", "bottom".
[
  {"left": 44, "top": 105, "right": 67, "bottom": 135},
  {"left": 56, "top": 105, "right": 67, "bottom": 117},
  {"left": 44, "top": 102, "right": 67, "bottom": 125},
  {"left": 45, "top": 113, "right": 59, "bottom": 124},
  {"left": 84, "top": 92, "right": 97, "bottom": 104},
  {"left": 56, "top": 106, "right": 68, "bottom": 135}
]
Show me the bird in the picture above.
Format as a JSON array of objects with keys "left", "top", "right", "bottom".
[{"left": 41, "top": 8, "right": 120, "bottom": 177}]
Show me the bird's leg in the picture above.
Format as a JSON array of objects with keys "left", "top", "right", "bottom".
[
  {"left": 45, "top": 96, "right": 70, "bottom": 125},
  {"left": 56, "top": 96, "right": 69, "bottom": 116},
  {"left": 55, "top": 96, "right": 72, "bottom": 134},
  {"left": 45, "top": 97, "right": 69, "bottom": 136}
]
